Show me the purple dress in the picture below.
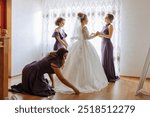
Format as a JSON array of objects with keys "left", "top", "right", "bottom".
[
  {"left": 52, "top": 29, "right": 67, "bottom": 50},
  {"left": 101, "top": 23, "right": 119, "bottom": 82},
  {"left": 10, "top": 55, "right": 62, "bottom": 97}
]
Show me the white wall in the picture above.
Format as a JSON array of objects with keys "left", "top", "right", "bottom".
[
  {"left": 12, "top": 0, "right": 42, "bottom": 76},
  {"left": 120, "top": 0, "right": 150, "bottom": 77}
]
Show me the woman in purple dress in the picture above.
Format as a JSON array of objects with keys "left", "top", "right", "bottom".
[
  {"left": 98, "top": 14, "right": 119, "bottom": 82},
  {"left": 10, "top": 48, "right": 79, "bottom": 96},
  {"left": 52, "top": 17, "right": 68, "bottom": 50}
]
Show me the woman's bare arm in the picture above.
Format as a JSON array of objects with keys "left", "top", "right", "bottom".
[
  {"left": 55, "top": 29, "right": 67, "bottom": 47},
  {"left": 82, "top": 26, "right": 97, "bottom": 40},
  {"left": 51, "top": 63, "right": 79, "bottom": 94},
  {"left": 62, "top": 39, "right": 68, "bottom": 48},
  {"left": 56, "top": 35, "right": 67, "bottom": 47}
]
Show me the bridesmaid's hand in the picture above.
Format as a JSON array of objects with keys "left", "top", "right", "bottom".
[
  {"left": 96, "top": 31, "right": 100, "bottom": 36},
  {"left": 97, "top": 32, "right": 104, "bottom": 37},
  {"left": 51, "top": 84, "right": 54, "bottom": 88}
]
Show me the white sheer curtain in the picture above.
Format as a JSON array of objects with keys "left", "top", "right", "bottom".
[{"left": 42, "top": 0, "right": 121, "bottom": 74}]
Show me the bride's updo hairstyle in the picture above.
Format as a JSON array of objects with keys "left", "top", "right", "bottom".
[{"left": 77, "top": 12, "right": 87, "bottom": 23}]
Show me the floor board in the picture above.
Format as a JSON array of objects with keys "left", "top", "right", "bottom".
[{"left": 8, "top": 76, "right": 150, "bottom": 100}]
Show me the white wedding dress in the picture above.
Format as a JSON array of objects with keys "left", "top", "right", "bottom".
[{"left": 54, "top": 19, "right": 108, "bottom": 93}]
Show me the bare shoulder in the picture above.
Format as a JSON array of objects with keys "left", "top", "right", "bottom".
[
  {"left": 55, "top": 28, "right": 59, "bottom": 32},
  {"left": 108, "top": 24, "right": 113, "bottom": 29}
]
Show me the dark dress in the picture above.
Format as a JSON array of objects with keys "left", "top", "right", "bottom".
[
  {"left": 10, "top": 55, "right": 62, "bottom": 97},
  {"left": 52, "top": 29, "right": 67, "bottom": 50},
  {"left": 101, "top": 23, "right": 119, "bottom": 82}
]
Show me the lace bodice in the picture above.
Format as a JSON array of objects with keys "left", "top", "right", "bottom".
[{"left": 82, "top": 26, "right": 95, "bottom": 40}]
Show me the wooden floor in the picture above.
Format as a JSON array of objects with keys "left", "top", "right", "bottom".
[{"left": 8, "top": 76, "right": 150, "bottom": 100}]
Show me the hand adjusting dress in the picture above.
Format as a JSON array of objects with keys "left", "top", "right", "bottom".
[{"left": 54, "top": 25, "right": 108, "bottom": 93}]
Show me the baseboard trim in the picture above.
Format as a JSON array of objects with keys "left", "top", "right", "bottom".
[
  {"left": 9, "top": 74, "right": 21, "bottom": 78},
  {"left": 120, "top": 75, "right": 150, "bottom": 79}
]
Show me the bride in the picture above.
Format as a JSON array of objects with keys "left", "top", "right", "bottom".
[{"left": 54, "top": 12, "right": 108, "bottom": 93}]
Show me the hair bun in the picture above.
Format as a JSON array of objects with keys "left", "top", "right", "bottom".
[{"left": 77, "top": 12, "right": 84, "bottom": 19}]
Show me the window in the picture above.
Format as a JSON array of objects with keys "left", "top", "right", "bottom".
[{"left": 42, "top": 0, "right": 121, "bottom": 74}]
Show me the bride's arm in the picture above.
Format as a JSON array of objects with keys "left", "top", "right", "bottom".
[{"left": 82, "top": 26, "right": 97, "bottom": 40}]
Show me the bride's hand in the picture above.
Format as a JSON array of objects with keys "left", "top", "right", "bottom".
[{"left": 91, "top": 33, "right": 96, "bottom": 36}]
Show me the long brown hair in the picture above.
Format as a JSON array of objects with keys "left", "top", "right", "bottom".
[
  {"left": 48, "top": 48, "right": 68, "bottom": 66},
  {"left": 49, "top": 48, "right": 68, "bottom": 59},
  {"left": 56, "top": 48, "right": 68, "bottom": 60}
]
